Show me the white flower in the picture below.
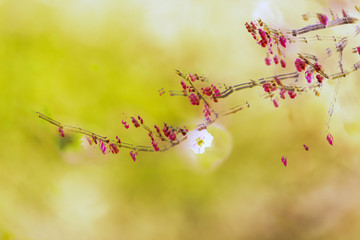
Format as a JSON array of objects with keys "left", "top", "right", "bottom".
[{"left": 187, "top": 129, "right": 213, "bottom": 154}]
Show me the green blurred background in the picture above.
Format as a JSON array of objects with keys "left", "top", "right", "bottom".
[{"left": 2, "top": 0, "right": 360, "bottom": 239}]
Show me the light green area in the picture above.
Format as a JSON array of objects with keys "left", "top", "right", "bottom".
[{"left": 1, "top": 0, "right": 360, "bottom": 239}]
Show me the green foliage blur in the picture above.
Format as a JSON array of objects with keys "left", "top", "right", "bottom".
[{"left": 1, "top": 0, "right": 360, "bottom": 239}]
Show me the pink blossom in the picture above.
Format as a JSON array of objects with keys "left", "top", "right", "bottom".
[
  {"left": 303, "top": 144, "right": 309, "bottom": 151},
  {"left": 273, "top": 99, "right": 279, "bottom": 108},
  {"left": 317, "top": 13, "right": 328, "bottom": 26},
  {"left": 58, "top": 127, "right": 65, "bottom": 137},
  {"left": 265, "top": 57, "right": 271, "bottom": 66},
  {"left": 314, "top": 63, "right": 322, "bottom": 72},
  {"left": 130, "top": 150, "right": 137, "bottom": 161},
  {"left": 181, "top": 80, "right": 187, "bottom": 90},
  {"left": 203, "top": 104, "right": 212, "bottom": 118},
  {"left": 279, "top": 89, "right": 286, "bottom": 99},
  {"left": 263, "top": 83, "right": 276, "bottom": 93},
  {"left": 288, "top": 91, "right": 297, "bottom": 99},
  {"left": 122, "top": 120, "right": 129, "bottom": 129},
  {"left": 201, "top": 86, "right": 213, "bottom": 96},
  {"left": 305, "top": 71, "right": 313, "bottom": 83},
  {"left": 258, "top": 29, "right": 268, "bottom": 45},
  {"left": 212, "top": 85, "right": 220, "bottom": 97},
  {"left": 131, "top": 117, "right": 140, "bottom": 128},
  {"left": 316, "top": 74, "right": 324, "bottom": 83},
  {"left": 109, "top": 143, "right": 119, "bottom": 154},
  {"left": 281, "top": 155, "right": 287, "bottom": 167},
  {"left": 189, "top": 93, "right": 200, "bottom": 105},
  {"left": 280, "top": 59, "right": 286, "bottom": 68},
  {"left": 189, "top": 73, "right": 197, "bottom": 82},
  {"left": 99, "top": 140, "right": 108, "bottom": 154},
  {"left": 273, "top": 55, "right": 279, "bottom": 64},
  {"left": 295, "top": 58, "right": 306, "bottom": 72},
  {"left": 152, "top": 141, "right": 160, "bottom": 151},
  {"left": 357, "top": 46, "right": 360, "bottom": 55},
  {"left": 279, "top": 36, "right": 287, "bottom": 48},
  {"left": 168, "top": 131, "right": 177, "bottom": 141},
  {"left": 154, "top": 125, "right": 161, "bottom": 134},
  {"left": 326, "top": 133, "right": 334, "bottom": 146}
]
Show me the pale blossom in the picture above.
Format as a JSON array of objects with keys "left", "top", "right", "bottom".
[{"left": 187, "top": 129, "right": 213, "bottom": 154}]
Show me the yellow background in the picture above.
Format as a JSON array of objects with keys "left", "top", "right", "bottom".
[{"left": 1, "top": 0, "right": 360, "bottom": 239}]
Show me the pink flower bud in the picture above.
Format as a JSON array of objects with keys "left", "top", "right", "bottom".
[
  {"left": 295, "top": 58, "right": 306, "bottom": 72},
  {"left": 189, "top": 73, "right": 197, "bottom": 82},
  {"left": 303, "top": 144, "right": 309, "bottom": 151},
  {"left": 122, "top": 120, "right": 129, "bottom": 129},
  {"left": 189, "top": 93, "right": 200, "bottom": 105},
  {"left": 305, "top": 71, "right": 313, "bottom": 83},
  {"left": 317, "top": 13, "right": 328, "bottom": 26},
  {"left": 130, "top": 150, "right": 138, "bottom": 161},
  {"left": 265, "top": 57, "right": 271, "bottom": 66},
  {"left": 316, "top": 74, "right": 324, "bottom": 83},
  {"left": 273, "top": 55, "right": 279, "bottom": 64},
  {"left": 279, "top": 36, "right": 287, "bottom": 48},
  {"left": 288, "top": 91, "right": 297, "bottom": 99},
  {"left": 273, "top": 99, "right": 279, "bottom": 108},
  {"left": 279, "top": 89, "right": 286, "bottom": 99},
  {"left": 109, "top": 143, "right": 119, "bottom": 154},
  {"left": 58, "top": 127, "right": 65, "bottom": 137},
  {"left": 326, "top": 133, "right": 334, "bottom": 146},
  {"left": 280, "top": 59, "right": 286, "bottom": 68},
  {"left": 281, "top": 155, "right": 287, "bottom": 167}
]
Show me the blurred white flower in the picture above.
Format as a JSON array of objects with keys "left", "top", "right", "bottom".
[
  {"left": 187, "top": 129, "right": 213, "bottom": 154},
  {"left": 80, "top": 136, "right": 94, "bottom": 150}
]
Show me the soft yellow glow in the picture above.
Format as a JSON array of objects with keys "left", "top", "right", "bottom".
[{"left": 52, "top": 173, "right": 108, "bottom": 228}]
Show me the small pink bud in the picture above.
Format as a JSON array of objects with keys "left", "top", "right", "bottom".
[
  {"left": 317, "top": 13, "right": 328, "bottom": 26},
  {"left": 273, "top": 55, "right": 279, "bottom": 64},
  {"left": 295, "top": 58, "right": 306, "bottom": 72},
  {"left": 265, "top": 57, "right": 271, "bottom": 66},
  {"left": 168, "top": 131, "right": 177, "bottom": 141},
  {"left": 131, "top": 117, "right": 140, "bottom": 128},
  {"left": 273, "top": 99, "right": 279, "bottom": 108},
  {"left": 326, "top": 133, "right": 334, "bottom": 146},
  {"left": 154, "top": 125, "right": 161, "bottom": 134},
  {"left": 122, "top": 120, "right": 129, "bottom": 129},
  {"left": 280, "top": 59, "right": 286, "bottom": 68},
  {"left": 357, "top": 46, "right": 360, "bottom": 55},
  {"left": 281, "top": 155, "right": 287, "bottom": 167},
  {"left": 279, "top": 36, "right": 287, "bottom": 48},
  {"left": 303, "top": 144, "right": 309, "bottom": 151},
  {"left": 316, "top": 74, "right": 324, "bottom": 83},
  {"left": 201, "top": 86, "right": 213, "bottom": 96},
  {"left": 99, "top": 140, "right": 108, "bottom": 154},
  {"left": 58, "top": 127, "right": 65, "bottom": 137},
  {"left": 189, "top": 73, "right": 197, "bottom": 82},
  {"left": 305, "top": 71, "right": 313, "bottom": 83},
  {"left": 314, "top": 63, "right": 322, "bottom": 72},
  {"left": 279, "top": 89, "right": 286, "bottom": 99},
  {"left": 342, "top": 9, "right": 349, "bottom": 18},
  {"left": 288, "top": 91, "right": 297, "bottom": 99},
  {"left": 109, "top": 143, "right": 119, "bottom": 154},
  {"left": 130, "top": 150, "right": 137, "bottom": 161},
  {"left": 152, "top": 141, "right": 160, "bottom": 151},
  {"left": 180, "top": 80, "right": 187, "bottom": 90},
  {"left": 189, "top": 93, "right": 200, "bottom": 105}
]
